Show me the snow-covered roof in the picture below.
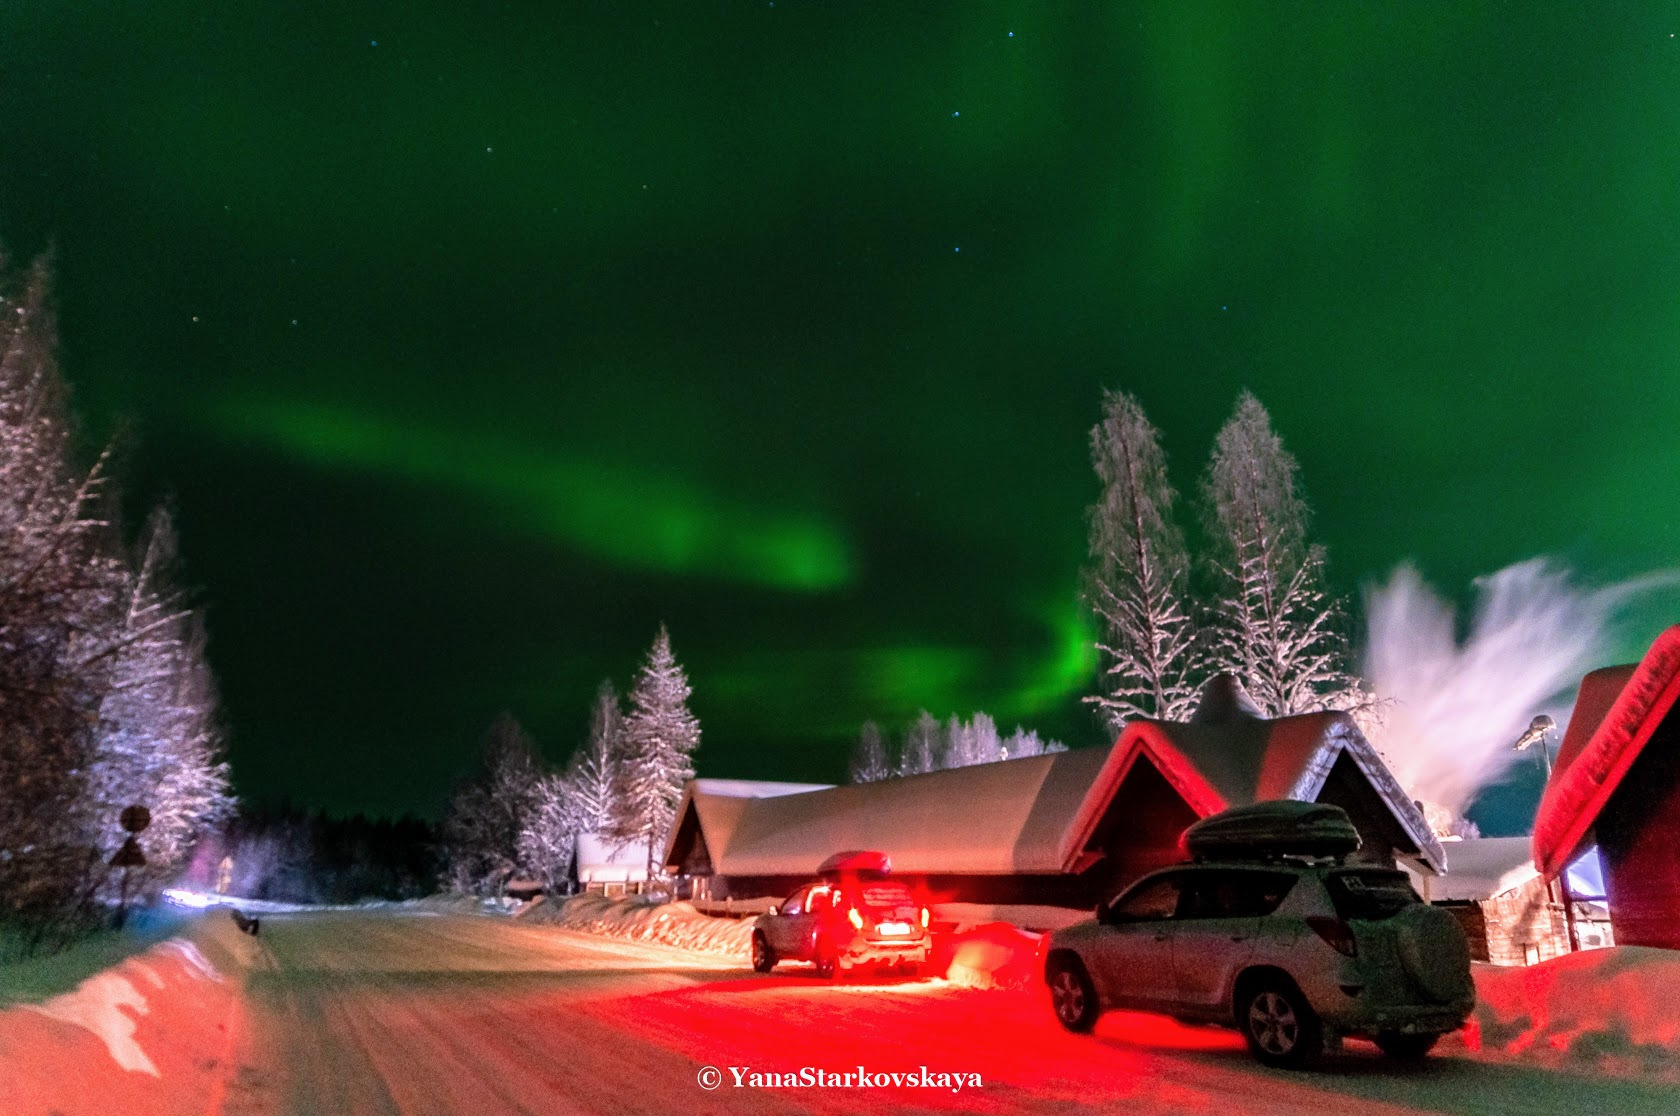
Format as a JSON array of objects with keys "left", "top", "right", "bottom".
[
  {"left": 669, "top": 748, "right": 1112, "bottom": 877},
  {"left": 665, "top": 678, "right": 1444, "bottom": 879},
  {"left": 577, "top": 834, "right": 656, "bottom": 882},
  {"left": 687, "top": 778, "right": 835, "bottom": 798},
  {"left": 1534, "top": 625, "right": 1680, "bottom": 877},
  {"left": 1410, "top": 836, "right": 1540, "bottom": 902},
  {"left": 1117, "top": 679, "right": 1445, "bottom": 873},
  {"left": 661, "top": 779, "right": 836, "bottom": 875}
]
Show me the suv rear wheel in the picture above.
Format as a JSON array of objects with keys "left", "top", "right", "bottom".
[
  {"left": 1238, "top": 980, "right": 1322, "bottom": 1069},
  {"left": 1375, "top": 1031, "right": 1439, "bottom": 1060},
  {"left": 750, "top": 932, "right": 776, "bottom": 974},
  {"left": 813, "top": 938, "right": 837, "bottom": 980},
  {"left": 1046, "top": 954, "right": 1100, "bottom": 1034}
]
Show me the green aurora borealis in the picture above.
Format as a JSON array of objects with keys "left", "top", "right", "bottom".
[{"left": 4, "top": 3, "right": 1680, "bottom": 818}]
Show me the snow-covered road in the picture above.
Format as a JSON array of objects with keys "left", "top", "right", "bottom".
[{"left": 174, "top": 910, "right": 1677, "bottom": 1116}]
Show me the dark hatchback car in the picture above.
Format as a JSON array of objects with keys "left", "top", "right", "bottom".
[{"left": 751, "top": 851, "right": 932, "bottom": 978}]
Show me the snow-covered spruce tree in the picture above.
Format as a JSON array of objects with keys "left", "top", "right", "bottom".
[
  {"left": 608, "top": 626, "right": 700, "bottom": 878},
  {"left": 897, "top": 710, "right": 940, "bottom": 776},
  {"left": 439, "top": 714, "right": 541, "bottom": 895},
  {"left": 568, "top": 679, "right": 623, "bottom": 833},
  {"left": 88, "top": 509, "right": 234, "bottom": 899},
  {"left": 1084, "top": 389, "right": 1201, "bottom": 728},
  {"left": 849, "top": 720, "right": 892, "bottom": 783},
  {"left": 0, "top": 255, "right": 130, "bottom": 946},
  {"left": 1200, "top": 391, "right": 1360, "bottom": 717}
]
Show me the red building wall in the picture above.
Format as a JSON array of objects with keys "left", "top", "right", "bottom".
[{"left": 1599, "top": 708, "right": 1680, "bottom": 950}]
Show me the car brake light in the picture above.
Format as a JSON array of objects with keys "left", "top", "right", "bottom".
[
  {"left": 848, "top": 907, "right": 863, "bottom": 930},
  {"left": 921, "top": 907, "right": 930, "bottom": 929},
  {"left": 1306, "top": 916, "right": 1358, "bottom": 958}
]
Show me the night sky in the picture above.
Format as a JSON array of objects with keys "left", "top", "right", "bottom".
[{"left": 3, "top": 4, "right": 1678, "bottom": 822}]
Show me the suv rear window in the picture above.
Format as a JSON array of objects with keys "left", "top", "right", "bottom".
[
  {"left": 1325, "top": 868, "right": 1422, "bottom": 920},
  {"left": 1180, "top": 870, "right": 1298, "bottom": 919},
  {"left": 856, "top": 882, "right": 916, "bottom": 913}
]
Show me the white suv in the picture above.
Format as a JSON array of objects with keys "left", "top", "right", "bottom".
[{"left": 1043, "top": 806, "right": 1474, "bottom": 1068}]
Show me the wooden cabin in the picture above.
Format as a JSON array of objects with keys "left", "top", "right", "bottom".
[
  {"left": 1534, "top": 625, "right": 1680, "bottom": 950},
  {"left": 1410, "top": 837, "right": 1572, "bottom": 966}
]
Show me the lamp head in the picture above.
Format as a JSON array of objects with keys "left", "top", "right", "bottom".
[{"left": 1513, "top": 714, "right": 1557, "bottom": 751}]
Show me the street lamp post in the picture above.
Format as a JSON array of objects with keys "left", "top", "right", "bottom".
[
  {"left": 1513, "top": 716, "right": 1579, "bottom": 953},
  {"left": 1513, "top": 714, "right": 1556, "bottom": 780}
]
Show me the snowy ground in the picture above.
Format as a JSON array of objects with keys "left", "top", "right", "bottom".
[{"left": 4, "top": 908, "right": 1680, "bottom": 1115}]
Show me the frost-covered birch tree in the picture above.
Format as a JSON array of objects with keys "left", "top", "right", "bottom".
[
  {"left": 517, "top": 773, "right": 576, "bottom": 892},
  {"left": 569, "top": 679, "right": 623, "bottom": 832},
  {"left": 942, "top": 712, "right": 1001, "bottom": 767},
  {"left": 608, "top": 626, "right": 699, "bottom": 876},
  {"left": 850, "top": 720, "right": 892, "bottom": 783},
  {"left": 89, "top": 510, "right": 233, "bottom": 896},
  {"left": 1200, "top": 391, "right": 1360, "bottom": 717},
  {"left": 0, "top": 252, "right": 233, "bottom": 946},
  {"left": 1084, "top": 389, "right": 1201, "bottom": 728},
  {"left": 898, "top": 710, "right": 940, "bottom": 776},
  {"left": 0, "top": 255, "right": 125, "bottom": 939},
  {"left": 1002, "top": 725, "right": 1065, "bottom": 758}
]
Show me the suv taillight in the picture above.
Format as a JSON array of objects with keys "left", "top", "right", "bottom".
[
  {"left": 1306, "top": 915, "right": 1358, "bottom": 958},
  {"left": 847, "top": 907, "right": 864, "bottom": 930},
  {"left": 920, "top": 907, "right": 930, "bottom": 929}
]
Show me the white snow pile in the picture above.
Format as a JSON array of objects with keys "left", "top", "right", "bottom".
[
  {"left": 521, "top": 893, "right": 753, "bottom": 957},
  {"left": 1462, "top": 946, "right": 1680, "bottom": 1077},
  {"left": 395, "top": 893, "right": 522, "bottom": 915},
  {"left": 0, "top": 912, "right": 262, "bottom": 1113}
]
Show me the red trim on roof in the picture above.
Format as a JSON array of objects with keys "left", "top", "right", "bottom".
[
  {"left": 1534, "top": 625, "right": 1680, "bottom": 877},
  {"left": 1065, "top": 723, "right": 1229, "bottom": 861}
]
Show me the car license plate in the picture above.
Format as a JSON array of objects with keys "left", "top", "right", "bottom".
[{"left": 876, "top": 921, "right": 910, "bottom": 935}]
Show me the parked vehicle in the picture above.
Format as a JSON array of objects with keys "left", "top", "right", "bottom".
[
  {"left": 751, "top": 850, "right": 932, "bottom": 978},
  {"left": 1042, "top": 802, "right": 1475, "bottom": 1068}
]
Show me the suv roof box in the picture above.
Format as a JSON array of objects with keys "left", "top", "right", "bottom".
[
  {"left": 1182, "top": 801, "right": 1361, "bottom": 861},
  {"left": 817, "top": 849, "right": 891, "bottom": 876}
]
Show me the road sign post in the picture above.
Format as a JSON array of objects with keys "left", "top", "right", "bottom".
[{"left": 110, "top": 805, "right": 151, "bottom": 930}]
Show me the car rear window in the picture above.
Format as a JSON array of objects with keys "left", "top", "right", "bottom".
[
  {"left": 1325, "top": 868, "right": 1422, "bottom": 920},
  {"left": 1180, "top": 870, "right": 1298, "bottom": 919},
  {"left": 856, "top": 882, "right": 916, "bottom": 913}
]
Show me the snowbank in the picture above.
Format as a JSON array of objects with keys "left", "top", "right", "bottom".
[
  {"left": 1460, "top": 946, "right": 1680, "bottom": 1077},
  {"left": 0, "top": 911, "right": 262, "bottom": 1115},
  {"left": 936, "top": 921, "right": 1045, "bottom": 990},
  {"left": 0, "top": 907, "right": 197, "bottom": 1008},
  {"left": 393, "top": 892, "right": 521, "bottom": 915},
  {"left": 932, "top": 902, "right": 1091, "bottom": 934},
  {"left": 521, "top": 893, "right": 755, "bottom": 957}
]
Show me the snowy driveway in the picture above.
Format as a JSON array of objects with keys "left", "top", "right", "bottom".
[{"left": 212, "top": 911, "right": 1679, "bottom": 1116}]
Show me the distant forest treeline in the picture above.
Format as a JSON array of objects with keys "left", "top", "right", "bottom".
[{"left": 206, "top": 806, "right": 437, "bottom": 905}]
